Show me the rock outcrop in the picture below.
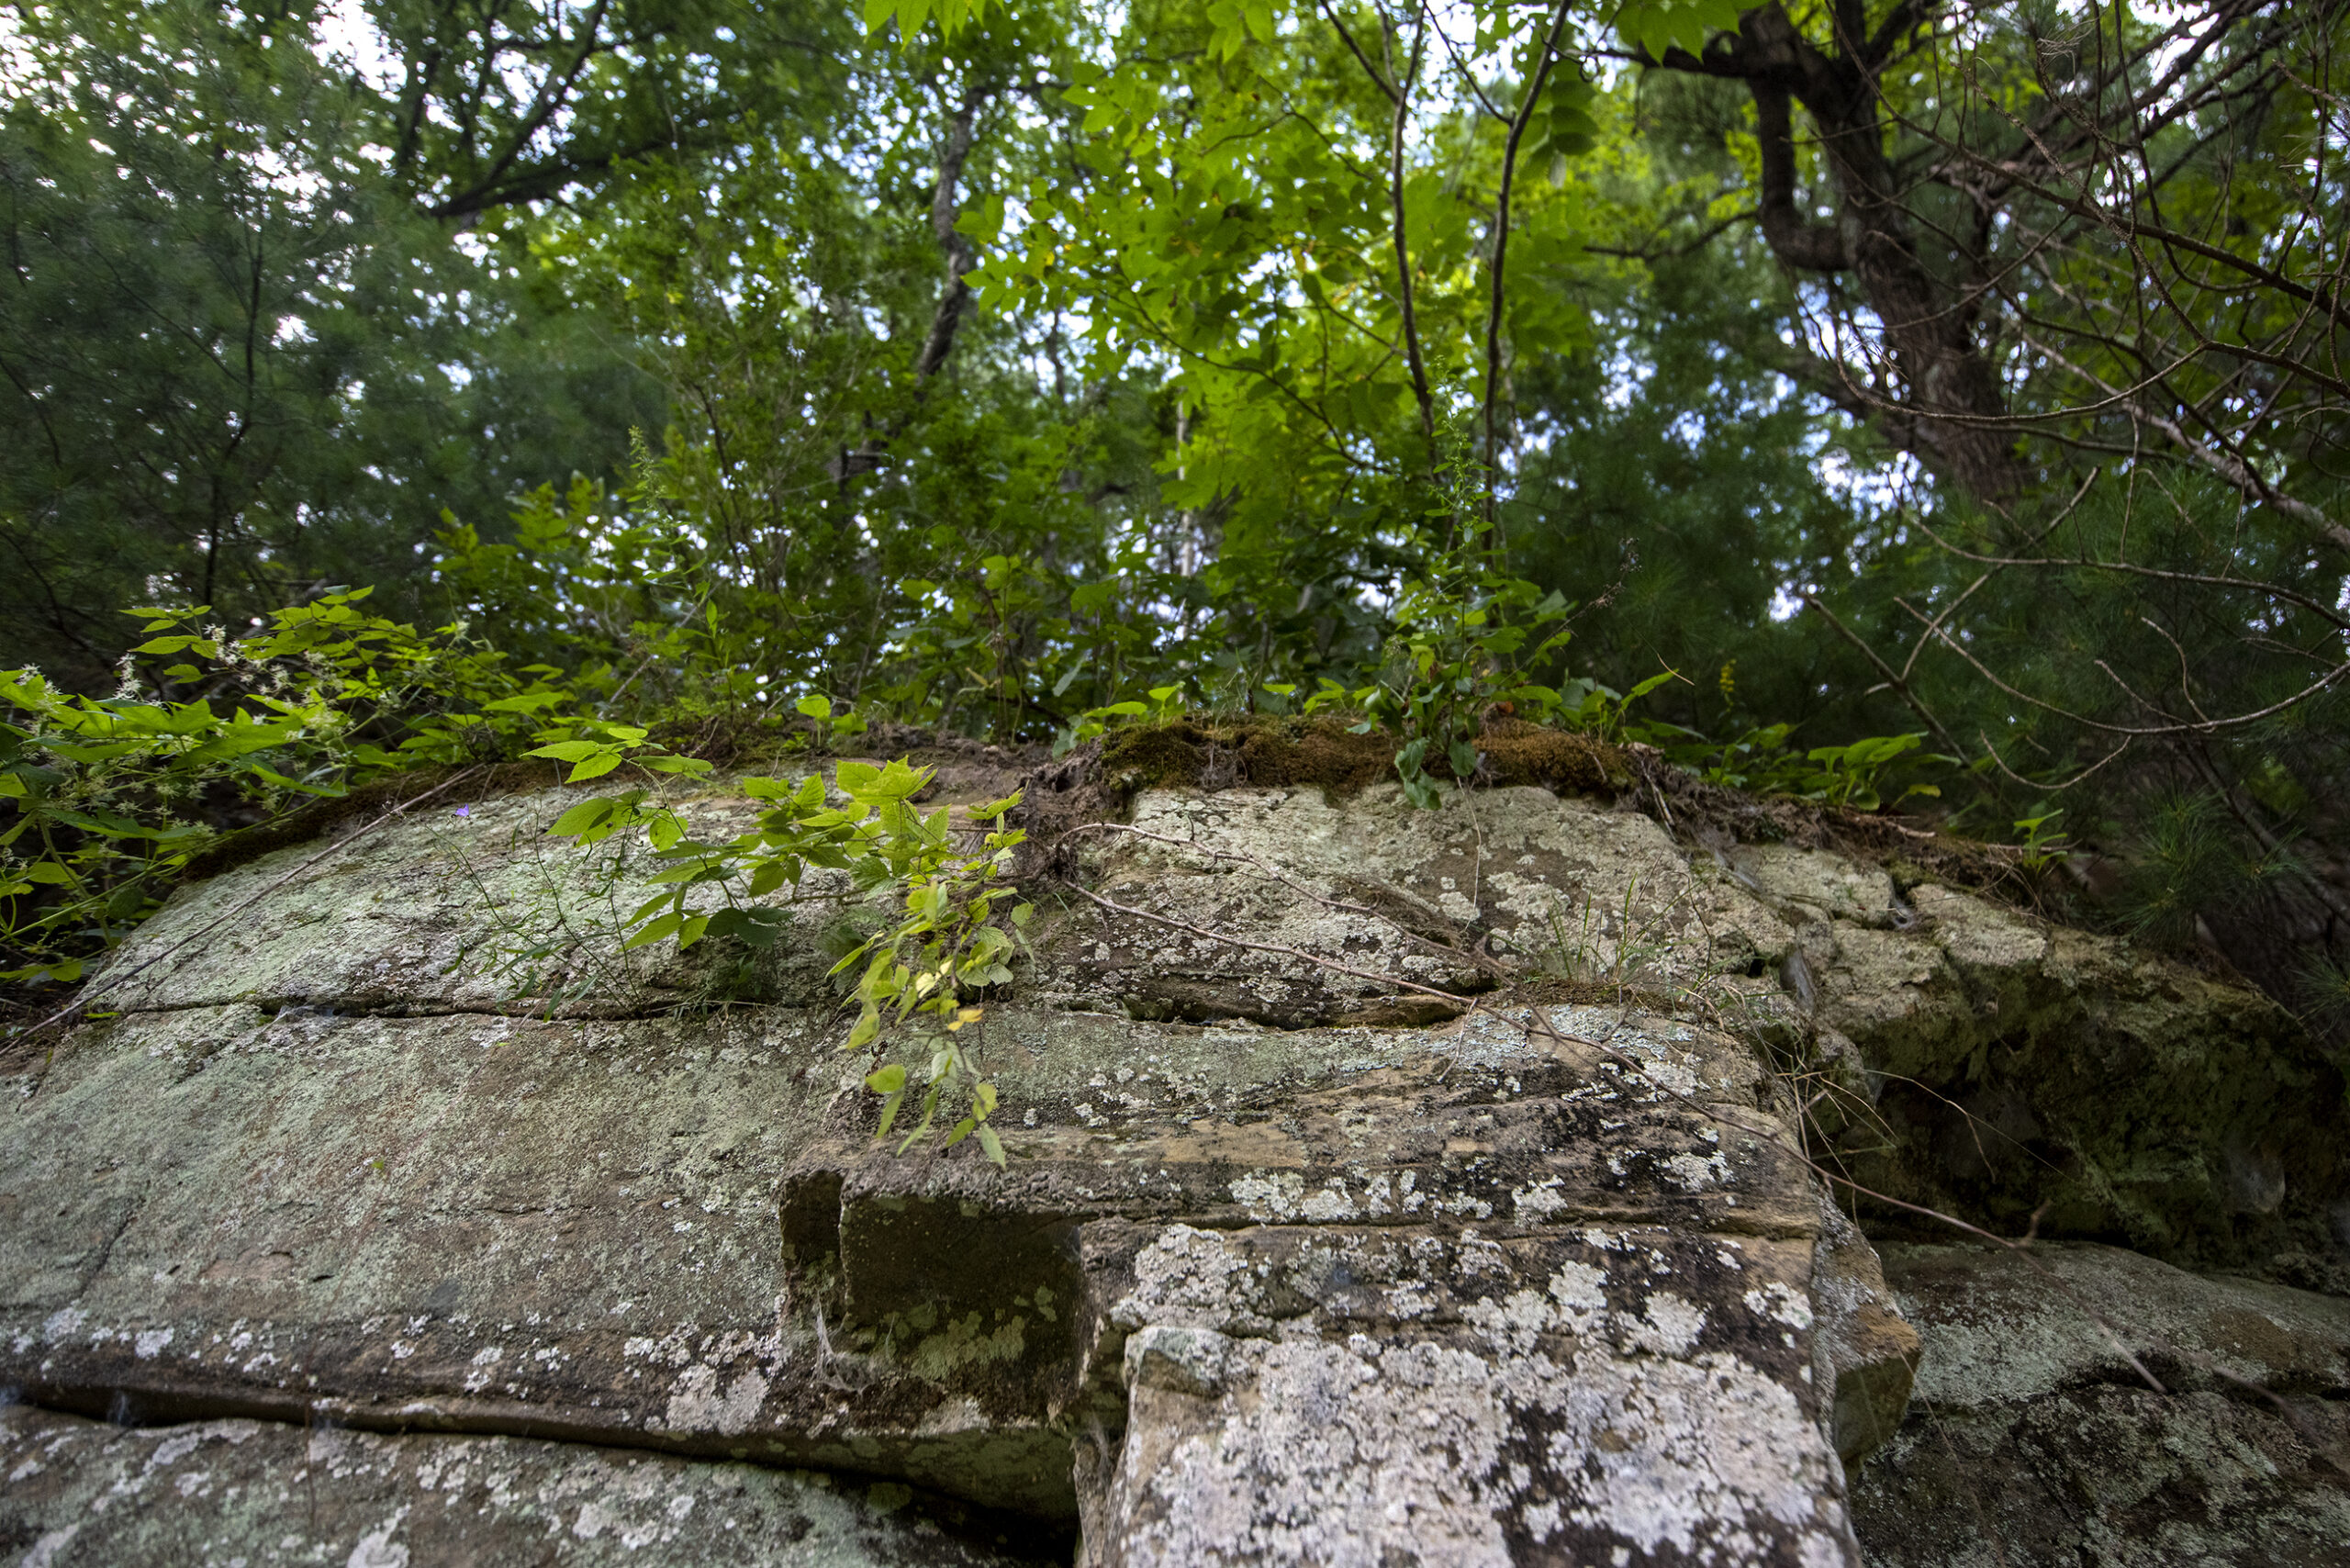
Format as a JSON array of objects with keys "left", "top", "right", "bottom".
[
  {"left": 2, "top": 745, "right": 2344, "bottom": 1564},
  {"left": 0, "top": 1402, "right": 1032, "bottom": 1566},
  {"left": 1853, "top": 1242, "right": 2350, "bottom": 1565}
]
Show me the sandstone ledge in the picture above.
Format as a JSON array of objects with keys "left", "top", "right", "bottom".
[{"left": 3, "top": 768, "right": 2343, "bottom": 1564}]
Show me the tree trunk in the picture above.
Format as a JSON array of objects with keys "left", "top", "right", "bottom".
[{"left": 1677, "top": 5, "right": 2034, "bottom": 503}]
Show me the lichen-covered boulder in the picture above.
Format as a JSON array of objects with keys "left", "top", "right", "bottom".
[
  {"left": 1850, "top": 1241, "right": 2350, "bottom": 1565},
  {"left": 1, "top": 750, "right": 2342, "bottom": 1564},
  {"left": 0, "top": 1403, "right": 1034, "bottom": 1566}
]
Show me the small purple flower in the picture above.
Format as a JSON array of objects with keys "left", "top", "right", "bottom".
[{"left": 453, "top": 806, "right": 472, "bottom": 818}]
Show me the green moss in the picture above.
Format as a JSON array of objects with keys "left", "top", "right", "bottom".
[
  {"left": 905, "top": 1311, "right": 1031, "bottom": 1381},
  {"left": 1096, "top": 714, "right": 1634, "bottom": 798}
]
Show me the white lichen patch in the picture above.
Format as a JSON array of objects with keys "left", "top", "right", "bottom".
[
  {"left": 1111, "top": 1315, "right": 1855, "bottom": 1567},
  {"left": 1745, "top": 1282, "right": 1816, "bottom": 1332},
  {"left": 1620, "top": 1293, "right": 1708, "bottom": 1356},
  {"left": 1114, "top": 1226, "right": 1274, "bottom": 1336},
  {"left": 1109, "top": 1211, "right": 1859, "bottom": 1567},
  {"left": 1125, "top": 1326, "right": 1237, "bottom": 1397},
  {"left": 1663, "top": 1150, "right": 1735, "bottom": 1193},
  {"left": 1534, "top": 1350, "right": 1851, "bottom": 1564},
  {"left": 1738, "top": 849, "right": 1896, "bottom": 927},
  {"left": 1230, "top": 1171, "right": 1364, "bottom": 1223},
  {"left": 659, "top": 1363, "right": 769, "bottom": 1438}
]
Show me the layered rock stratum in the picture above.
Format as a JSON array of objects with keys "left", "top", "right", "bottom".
[{"left": 3, "top": 736, "right": 2344, "bottom": 1564}]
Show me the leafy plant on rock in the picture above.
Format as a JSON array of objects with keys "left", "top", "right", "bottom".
[{"left": 550, "top": 759, "right": 1031, "bottom": 1163}]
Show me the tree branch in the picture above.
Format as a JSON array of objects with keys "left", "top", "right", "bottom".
[
  {"left": 911, "top": 86, "right": 989, "bottom": 383},
  {"left": 1483, "top": 0, "right": 1573, "bottom": 522}
]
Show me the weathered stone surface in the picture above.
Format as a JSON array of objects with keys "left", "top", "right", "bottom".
[
  {"left": 74, "top": 782, "right": 850, "bottom": 1017},
  {"left": 1041, "top": 784, "right": 2348, "bottom": 1288},
  {"left": 5, "top": 762, "right": 2343, "bottom": 1563},
  {"left": 1809, "top": 1200, "right": 1919, "bottom": 1469},
  {"left": 780, "top": 1003, "right": 1869, "bottom": 1565},
  {"left": 0, "top": 1403, "right": 1045, "bottom": 1565},
  {"left": 1042, "top": 785, "right": 1795, "bottom": 1024},
  {"left": 1806, "top": 879, "right": 2346, "bottom": 1286},
  {"left": 1091, "top": 1223, "right": 1852, "bottom": 1566},
  {"left": 0, "top": 1002, "right": 1076, "bottom": 1517},
  {"left": 1850, "top": 1241, "right": 2350, "bottom": 1566}
]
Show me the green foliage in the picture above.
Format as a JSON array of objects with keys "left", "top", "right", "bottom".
[
  {"left": 1611, "top": 0, "right": 1754, "bottom": 60},
  {"left": 1304, "top": 511, "right": 1577, "bottom": 806},
  {"left": 550, "top": 759, "right": 1030, "bottom": 1164},
  {"left": 0, "top": 588, "right": 704, "bottom": 983},
  {"left": 6, "top": 0, "right": 2344, "bottom": 1039},
  {"left": 2117, "top": 792, "right": 2244, "bottom": 947},
  {"left": 1791, "top": 734, "right": 1938, "bottom": 814},
  {"left": 1558, "top": 670, "right": 1684, "bottom": 746},
  {"left": 2013, "top": 812, "right": 2072, "bottom": 874},
  {"left": 1633, "top": 721, "right": 1950, "bottom": 812},
  {"left": 0, "top": 2, "right": 658, "bottom": 688}
]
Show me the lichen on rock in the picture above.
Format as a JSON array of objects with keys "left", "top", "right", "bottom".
[{"left": 1, "top": 751, "right": 2342, "bottom": 1565}]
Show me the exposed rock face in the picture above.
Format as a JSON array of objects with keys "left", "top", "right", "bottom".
[
  {"left": 1810, "top": 1200, "right": 1921, "bottom": 1469},
  {"left": 1, "top": 758, "right": 2343, "bottom": 1564},
  {"left": 0, "top": 1403, "right": 1032, "bottom": 1566},
  {"left": 1852, "top": 1242, "right": 2350, "bottom": 1565}
]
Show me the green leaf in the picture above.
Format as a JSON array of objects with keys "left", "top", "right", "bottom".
[
  {"left": 952, "top": 193, "right": 1008, "bottom": 247},
  {"left": 866, "top": 1062, "right": 907, "bottom": 1093},
  {"left": 976, "top": 1125, "right": 1006, "bottom": 1167},
  {"left": 567, "top": 751, "right": 623, "bottom": 782},
  {"left": 640, "top": 755, "right": 714, "bottom": 776},
  {"left": 549, "top": 799, "right": 620, "bottom": 838},
  {"left": 970, "top": 790, "right": 1023, "bottom": 823},
  {"left": 796, "top": 694, "right": 834, "bottom": 721},
  {"left": 483, "top": 689, "right": 569, "bottom": 714},
  {"left": 622, "top": 912, "right": 685, "bottom": 949},
  {"left": 896, "top": 1086, "right": 940, "bottom": 1152}
]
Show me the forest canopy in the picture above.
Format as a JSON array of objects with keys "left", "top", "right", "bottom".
[{"left": 1, "top": 0, "right": 2345, "bottom": 1037}]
